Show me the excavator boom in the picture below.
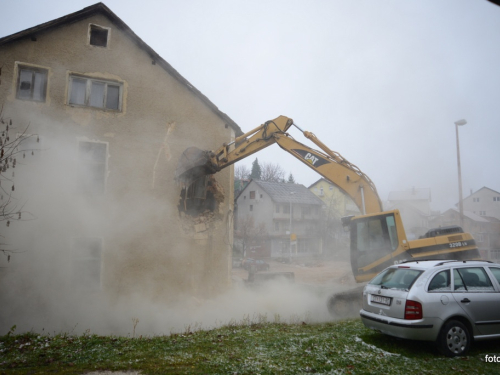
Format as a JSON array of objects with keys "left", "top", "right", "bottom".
[{"left": 175, "top": 115, "right": 382, "bottom": 214}]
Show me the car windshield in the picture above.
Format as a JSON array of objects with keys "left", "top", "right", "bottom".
[{"left": 369, "top": 267, "right": 423, "bottom": 290}]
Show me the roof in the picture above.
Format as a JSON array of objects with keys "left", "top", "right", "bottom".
[
  {"left": 244, "top": 180, "right": 324, "bottom": 206},
  {"left": 308, "top": 178, "right": 331, "bottom": 189},
  {"left": 462, "top": 186, "right": 500, "bottom": 201},
  {"left": 388, "top": 188, "right": 431, "bottom": 202},
  {"left": 0, "top": 2, "right": 243, "bottom": 137},
  {"left": 442, "top": 208, "right": 491, "bottom": 223}
]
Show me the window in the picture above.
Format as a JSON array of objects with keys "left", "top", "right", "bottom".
[
  {"left": 16, "top": 65, "right": 48, "bottom": 102},
  {"left": 72, "top": 237, "right": 102, "bottom": 289},
  {"left": 428, "top": 270, "right": 451, "bottom": 292},
  {"left": 284, "top": 205, "right": 290, "bottom": 214},
  {"left": 473, "top": 198, "right": 480, "bottom": 202},
  {"left": 275, "top": 204, "right": 280, "bottom": 213},
  {"left": 89, "top": 24, "right": 109, "bottom": 47},
  {"left": 250, "top": 191, "right": 256, "bottom": 199},
  {"left": 480, "top": 211, "right": 486, "bottom": 216},
  {"left": 369, "top": 268, "right": 423, "bottom": 291},
  {"left": 77, "top": 141, "right": 107, "bottom": 193},
  {"left": 454, "top": 267, "right": 494, "bottom": 292},
  {"left": 274, "top": 222, "right": 279, "bottom": 232},
  {"left": 488, "top": 268, "right": 500, "bottom": 284},
  {"left": 355, "top": 215, "right": 398, "bottom": 253},
  {"left": 320, "top": 187, "right": 324, "bottom": 196},
  {"left": 69, "top": 75, "right": 122, "bottom": 110},
  {"left": 250, "top": 205, "right": 253, "bottom": 212},
  {"left": 260, "top": 194, "right": 263, "bottom": 199},
  {"left": 494, "top": 197, "right": 500, "bottom": 202}
]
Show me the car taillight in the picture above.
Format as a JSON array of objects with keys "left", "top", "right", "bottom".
[{"left": 404, "top": 300, "right": 423, "bottom": 320}]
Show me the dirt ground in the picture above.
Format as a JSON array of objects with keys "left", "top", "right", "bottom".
[{"left": 232, "top": 258, "right": 357, "bottom": 286}]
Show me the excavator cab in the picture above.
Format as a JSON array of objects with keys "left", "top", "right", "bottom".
[{"left": 348, "top": 210, "right": 409, "bottom": 283}]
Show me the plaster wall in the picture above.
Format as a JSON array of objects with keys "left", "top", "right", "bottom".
[{"left": 236, "top": 181, "right": 274, "bottom": 231}]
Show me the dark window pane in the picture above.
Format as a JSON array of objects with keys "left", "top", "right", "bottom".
[
  {"left": 33, "top": 71, "right": 46, "bottom": 101},
  {"left": 70, "top": 78, "right": 87, "bottom": 105},
  {"left": 78, "top": 142, "right": 107, "bottom": 193},
  {"left": 79, "top": 142, "right": 106, "bottom": 162},
  {"left": 90, "top": 26, "right": 108, "bottom": 47},
  {"left": 18, "top": 69, "right": 33, "bottom": 99},
  {"left": 106, "top": 85, "right": 120, "bottom": 109},
  {"left": 90, "top": 82, "right": 105, "bottom": 108}
]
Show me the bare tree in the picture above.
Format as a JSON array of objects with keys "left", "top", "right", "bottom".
[
  {"left": 234, "top": 164, "right": 250, "bottom": 180},
  {"left": 234, "top": 215, "right": 267, "bottom": 258},
  {"left": 260, "top": 162, "right": 286, "bottom": 183},
  {"left": 0, "top": 109, "right": 36, "bottom": 261}
]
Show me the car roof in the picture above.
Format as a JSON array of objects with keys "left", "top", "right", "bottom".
[{"left": 395, "top": 259, "right": 499, "bottom": 270}]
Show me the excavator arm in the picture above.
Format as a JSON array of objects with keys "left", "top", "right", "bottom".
[{"left": 175, "top": 115, "right": 383, "bottom": 215}]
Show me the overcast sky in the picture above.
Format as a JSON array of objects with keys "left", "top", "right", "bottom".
[{"left": 2, "top": 0, "right": 499, "bottom": 211}]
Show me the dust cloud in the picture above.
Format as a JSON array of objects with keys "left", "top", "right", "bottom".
[
  {"left": 0, "top": 111, "right": 352, "bottom": 337},
  {"left": 0, "top": 271, "right": 348, "bottom": 336}
]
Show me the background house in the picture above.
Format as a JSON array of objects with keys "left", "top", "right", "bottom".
[
  {"left": 308, "top": 178, "right": 360, "bottom": 217},
  {"left": 0, "top": 3, "right": 242, "bottom": 331},
  {"left": 235, "top": 180, "right": 324, "bottom": 259},
  {"left": 386, "top": 187, "right": 434, "bottom": 239},
  {"left": 308, "top": 178, "right": 359, "bottom": 257},
  {"left": 461, "top": 187, "right": 500, "bottom": 220}
]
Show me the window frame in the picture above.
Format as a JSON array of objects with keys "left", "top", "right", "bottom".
[
  {"left": 72, "top": 237, "right": 102, "bottom": 290},
  {"left": 16, "top": 64, "right": 48, "bottom": 102},
  {"left": 452, "top": 267, "right": 495, "bottom": 292},
  {"left": 68, "top": 74, "right": 123, "bottom": 111},
  {"left": 428, "top": 270, "right": 451, "bottom": 292},
  {"left": 88, "top": 23, "right": 110, "bottom": 48},
  {"left": 77, "top": 140, "right": 108, "bottom": 194}
]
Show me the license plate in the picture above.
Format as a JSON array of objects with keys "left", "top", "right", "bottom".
[{"left": 371, "top": 294, "right": 392, "bottom": 306}]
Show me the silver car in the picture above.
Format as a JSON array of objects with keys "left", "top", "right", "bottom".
[{"left": 359, "top": 260, "right": 500, "bottom": 357}]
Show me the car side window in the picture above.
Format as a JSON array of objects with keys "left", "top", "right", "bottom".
[
  {"left": 428, "top": 270, "right": 451, "bottom": 292},
  {"left": 488, "top": 267, "right": 500, "bottom": 285},
  {"left": 455, "top": 267, "right": 494, "bottom": 292}
]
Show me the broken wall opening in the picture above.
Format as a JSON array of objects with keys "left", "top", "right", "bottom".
[{"left": 178, "top": 175, "right": 226, "bottom": 235}]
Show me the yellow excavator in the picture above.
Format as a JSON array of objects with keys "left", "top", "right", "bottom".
[{"left": 175, "top": 115, "right": 480, "bottom": 316}]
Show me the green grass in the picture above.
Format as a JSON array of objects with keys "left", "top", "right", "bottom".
[{"left": 1, "top": 319, "right": 499, "bottom": 374}]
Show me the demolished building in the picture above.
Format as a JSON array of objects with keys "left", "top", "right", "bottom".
[{"left": 0, "top": 2, "right": 242, "bottom": 330}]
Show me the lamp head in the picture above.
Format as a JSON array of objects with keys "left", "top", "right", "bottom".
[{"left": 455, "top": 119, "right": 467, "bottom": 126}]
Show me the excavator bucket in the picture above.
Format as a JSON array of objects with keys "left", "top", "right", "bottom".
[{"left": 175, "top": 147, "right": 214, "bottom": 186}]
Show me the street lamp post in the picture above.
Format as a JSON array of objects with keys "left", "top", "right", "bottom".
[{"left": 455, "top": 119, "right": 467, "bottom": 228}]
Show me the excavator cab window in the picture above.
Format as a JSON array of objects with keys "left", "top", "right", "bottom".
[{"left": 351, "top": 213, "right": 399, "bottom": 271}]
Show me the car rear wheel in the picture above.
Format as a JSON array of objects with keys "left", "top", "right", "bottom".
[{"left": 437, "top": 320, "right": 470, "bottom": 357}]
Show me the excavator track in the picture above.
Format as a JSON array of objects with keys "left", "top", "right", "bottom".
[{"left": 327, "top": 285, "right": 366, "bottom": 318}]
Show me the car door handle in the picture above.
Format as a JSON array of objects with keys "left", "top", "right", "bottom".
[{"left": 461, "top": 298, "right": 471, "bottom": 303}]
